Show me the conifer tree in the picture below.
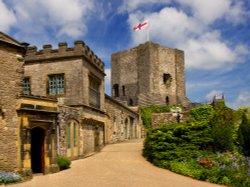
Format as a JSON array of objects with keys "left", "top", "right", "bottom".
[{"left": 238, "top": 113, "right": 250, "bottom": 155}]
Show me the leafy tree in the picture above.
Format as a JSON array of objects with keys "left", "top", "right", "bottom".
[
  {"left": 238, "top": 112, "right": 250, "bottom": 155},
  {"left": 189, "top": 105, "right": 215, "bottom": 122},
  {"left": 210, "top": 109, "right": 235, "bottom": 151}
]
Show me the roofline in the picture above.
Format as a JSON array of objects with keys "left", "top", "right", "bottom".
[
  {"left": 105, "top": 94, "right": 139, "bottom": 116},
  {"left": 0, "top": 31, "right": 28, "bottom": 49}
]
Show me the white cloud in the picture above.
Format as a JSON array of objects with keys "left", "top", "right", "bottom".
[
  {"left": 128, "top": 5, "right": 249, "bottom": 70},
  {"left": 177, "top": 0, "right": 248, "bottom": 25},
  {"left": 119, "top": 0, "right": 171, "bottom": 13},
  {"left": 0, "top": 0, "right": 16, "bottom": 32},
  {"left": 9, "top": 0, "right": 94, "bottom": 39},
  {"left": 129, "top": 7, "right": 202, "bottom": 46},
  {"left": 205, "top": 90, "right": 224, "bottom": 103},
  {"left": 177, "top": 0, "right": 230, "bottom": 25},
  {"left": 228, "top": 91, "right": 250, "bottom": 109},
  {"left": 181, "top": 34, "right": 239, "bottom": 70}
]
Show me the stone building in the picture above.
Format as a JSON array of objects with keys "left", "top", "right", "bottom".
[
  {"left": 111, "top": 41, "right": 189, "bottom": 107},
  {"left": 0, "top": 32, "right": 142, "bottom": 176},
  {"left": 24, "top": 41, "right": 106, "bottom": 160},
  {"left": 105, "top": 94, "right": 141, "bottom": 143},
  {"left": 0, "top": 32, "right": 26, "bottom": 172}
]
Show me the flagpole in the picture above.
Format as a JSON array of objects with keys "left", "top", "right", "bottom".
[
  {"left": 147, "top": 25, "right": 150, "bottom": 41},
  {"left": 147, "top": 22, "right": 150, "bottom": 41}
]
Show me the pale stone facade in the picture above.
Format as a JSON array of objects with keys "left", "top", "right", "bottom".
[
  {"left": 0, "top": 32, "right": 26, "bottom": 171},
  {"left": 24, "top": 42, "right": 106, "bottom": 161},
  {"left": 111, "top": 41, "right": 189, "bottom": 107},
  {"left": 105, "top": 95, "right": 141, "bottom": 143}
]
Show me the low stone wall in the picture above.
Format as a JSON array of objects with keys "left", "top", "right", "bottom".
[{"left": 152, "top": 112, "right": 189, "bottom": 128}]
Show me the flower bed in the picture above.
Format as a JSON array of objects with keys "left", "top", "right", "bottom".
[{"left": 0, "top": 171, "right": 22, "bottom": 184}]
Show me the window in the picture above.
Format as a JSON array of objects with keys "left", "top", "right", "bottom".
[
  {"left": 166, "top": 96, "right": 169, "bottom": 105},
  {"left": 129, "top": 98, "right": 134, "bottom": 106},
  {"left": 163, "top": 73, "right": 171, "bottom": 83},
  {"left": 48, "top": 74, "right": 64, "bottom": 96},
  {"left": 67, "top": 123, "right": 71, "bottom": 149},
  {"left": 89, "top": 76, "right": 100, "bottom": 109},
  {"left": 113, "top": 84, "right": 119, "bottom": 97},
  {"left": 67, "top": 120, "right": 79, "bottom": 159},
  {"left": 74, "top": 122, "right": 77, "bottom": 147},
  {"left": 122, "top": 85, "right": 125, "bottom": 96},
  {"left": 23, "top": 77, "right": 31, "bottom": 95}
]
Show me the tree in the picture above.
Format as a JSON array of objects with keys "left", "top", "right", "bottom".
[
  {"left": 238, "top": 112, "right": 250, "bottom": 155},
  {"left": 210, "top": 109, "right": 235, "bottom": 151}
]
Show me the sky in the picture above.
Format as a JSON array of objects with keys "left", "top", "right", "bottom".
[{"left": 0, "top": 0, "right": 250, "bottom": 109}]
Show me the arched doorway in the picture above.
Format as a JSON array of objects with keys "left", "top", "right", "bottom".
[{"left": 31, "top": 127, "right": 45, "bottom": 173}]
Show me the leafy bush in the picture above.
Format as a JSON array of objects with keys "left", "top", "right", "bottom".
[
  {"left": 238, "top": 112, "right": 250, "bottom": 155},
  {"left": 189, "top": 104, "right": 215, "bottom": 122},
  {"left": 140, "top": 105, "right": 171, "bottom": 128},
  {"left": 57, "top": 156, "right": 71, "bottom": 170},
  {"left": 0, "top": 171, "right": 22, "bottom": 184},
  {"left": 143, "top": 121, "right": 213, "bottom": 164},
  {"left": 210, "top": 109, "right": 235, "bottom": 151},
  {"left": 143, "top": 104, "right": 250, "bottom": 187}
]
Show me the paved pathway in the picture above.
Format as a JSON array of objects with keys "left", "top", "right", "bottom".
[{"left": 13, "top": 140, "right": 224, "bottom": 187}]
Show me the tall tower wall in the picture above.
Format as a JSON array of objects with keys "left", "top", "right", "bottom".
[{"left": 111, "top": 41, "right": 189, "bottom": 107}]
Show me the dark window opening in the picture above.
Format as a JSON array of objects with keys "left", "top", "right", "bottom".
[
  {"left": 48, "top": 74, "right": 64, "bottom": 95},
  {"left": 113, "top": 84, "right": 119, "bottom": 97},
  {"left": 129, "top": 98, "right": 134, "bottom": 106},
  {"left": 122, "top": 85, "right": 125, "bottom": 96},
  {"left": 89, "top": 76, "right": 101, "bottom": 109},
  {"left": 163, "top": 73, "right": 171, "bottom": 83},
  {"left": 23, "top": 77, "right": 31, "bottom": 95},
  {"left": 166, "top": 96, "right": 169, "bottom": 105}
]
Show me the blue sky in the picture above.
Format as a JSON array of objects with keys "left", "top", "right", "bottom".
[{"left": 1, "top": 0, "right": 250, "bottom": 109}]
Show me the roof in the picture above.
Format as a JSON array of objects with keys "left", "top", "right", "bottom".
[
  {"left": 0, "top": 31, "right": 27, "bottom": 48},
  {"left": 105, "top": 94, "right": 139, "bottom": 116}
]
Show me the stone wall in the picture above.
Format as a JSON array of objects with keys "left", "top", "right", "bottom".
[
  {"left": 111, "top": 41, "right": 189, "bottom": 107},
  {"left": 25, "top": 41, "right": 105, "bottom": 111},
  {"left": 0, "top": 41, "right": 25, "bottom": 171},
  {"left": 151, "top": 111, "right": 189, "bottom": 128},
  {"left": 105, "top": 95, "right": 141, "bottom": 143}
]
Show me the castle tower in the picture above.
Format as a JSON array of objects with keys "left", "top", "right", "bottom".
[{"left": 111, "top": 41, "right": 189, "bottom": 107}]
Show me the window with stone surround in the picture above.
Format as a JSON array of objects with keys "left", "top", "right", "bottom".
[
  {"left": 48, "top": 74, "right": 65, "bottom": 96},
  {"left": 163, "top": 73, "right": 172, "bottom": 87},
  {"left": 122, "top": 85, "right": 125, "bottom": 96},
  {"left": 23, "top": 77, "right": 31, "bottom": 95},
  {"left": 113, "top": 84, "right": 119, "bottom": 97},
  {"left": 89, "top": 75, "right": 100, "bottom": 109}
]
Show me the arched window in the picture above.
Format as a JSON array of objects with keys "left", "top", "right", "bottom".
[
  {"left": 122, "top": 85, "right": 125, "bottom": 96},
  {"left": 113, "top": 84, "right": 119, "bottom": 97},
  {"left": 129, "top": 98, "right": 133, "bottom": 106},
  {"left": 166, "top": 96, "right": 169, "bottom": 105},
  {"left": 67, "top": 120, "right": 79, "bottom": 159}
]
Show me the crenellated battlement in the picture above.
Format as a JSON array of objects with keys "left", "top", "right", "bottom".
[{"left": 25, "top": 41, "right": 105, "bottom": 72}]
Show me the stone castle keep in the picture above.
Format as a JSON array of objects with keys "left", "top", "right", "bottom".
[
  {"left": 0, "top": 31, "right": 189, "bottom": 176},
  {"left": 111, "top": 41, "right": 189, "bottom": 107}
]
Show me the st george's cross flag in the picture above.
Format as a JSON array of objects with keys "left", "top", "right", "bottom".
[{"left": 133, "top": 20, "right": 148, "bottom": 31}]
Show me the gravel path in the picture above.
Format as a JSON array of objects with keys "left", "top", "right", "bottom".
[{"left": 13, "top": 140, "right": 225, "bottom": 187}]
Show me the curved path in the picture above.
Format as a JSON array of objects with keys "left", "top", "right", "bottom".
[{"left": 14, "top": 140, "right": 224, "bottom": 187}]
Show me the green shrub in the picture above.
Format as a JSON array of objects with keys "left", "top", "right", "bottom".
[
  {"left": 189, "top": 105, "right": 215, "bottom": 122},
  {"left": 238, "top": 112, "right": 250, "bottom": 155},
  {"left": 57, "top": 156, "right": 71, "bottom": 170},
  {"left": 210, "top": 109, "right": 235, "bottom": 151}
]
